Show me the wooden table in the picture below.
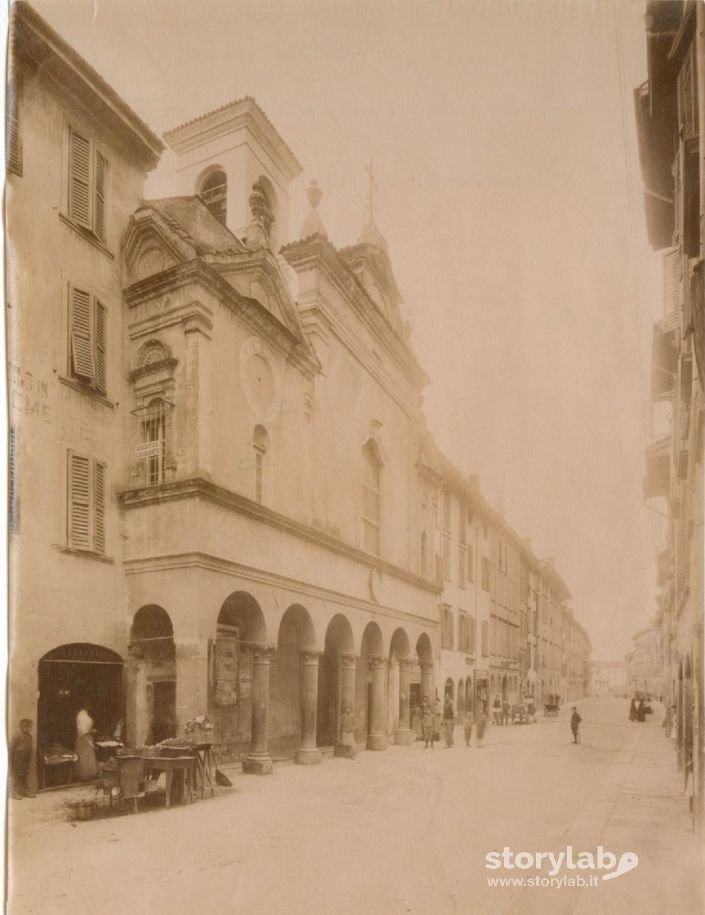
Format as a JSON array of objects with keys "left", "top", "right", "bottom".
[
  {"left": 143, "top": 756, "right": 194, "bottom": 808},
  {"left": 190, "top": 743, "right": 216, "bottom": 800}
]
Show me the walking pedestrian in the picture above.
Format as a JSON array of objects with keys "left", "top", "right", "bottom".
[
  {"left": 422, "top": 697, "right": 434, "bottom": 748},
  {"left": 463, "top": 710, "right": 474, "bottom": 747},
  {"left": 75, "top": 703, "right": 98, "bottom": 780},
  {"left": 502, "top": 699, "right": 511, "bottom": 726},
  {"left": 629, "top": 697, "right": 637, "bottom": 722},
  {"left": 637, "top": 698, "right": 646, "bottom": 723},
  {"left": 492, "top": 695, "right": 502, "bottom": 726},
  {"left": 10, "top": 719, "right": 35, "bottom": 799},
  {"left": 570, "top": 706, "right": 582, "bottom": 744},
  {"left": 475, "top": 706, "right": 488, "bottom": 748}
]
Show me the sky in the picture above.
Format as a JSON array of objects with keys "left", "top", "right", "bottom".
[{"left": 30, "top": 0, "right": 667, "bottom": 660}]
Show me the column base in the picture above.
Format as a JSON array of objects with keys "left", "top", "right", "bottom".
[
  {"left": 295, "top": 746, "right": 322, "bottom": 765},
  {"left": 394, "top": 728, "right": 414, "bottom": 746},
  {"left": 334, "top": 742, "right": 357, "bottom": 758},
  {"left": 366, "top": 733, "right": 387, "bottom": 751},
  {"left": 242, "top": 754, "right": 273, "bottom": 775}
]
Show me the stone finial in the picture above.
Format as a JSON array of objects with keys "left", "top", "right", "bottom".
[
  {"left": 299, "top": 179, "right": 327, "bottom": 239},
  {"left": 245, "top": 179, "right": 275, "bottom": 249}
]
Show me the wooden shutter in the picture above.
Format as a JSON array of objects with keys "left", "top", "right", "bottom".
[
  {"left": 68, "top": 452, "right": 91, "bottom": 549},
  {"left": 94, "top": 151, "right": 106, "bottom": 240},
  {"left": 69, "top": 130, "right": 92, "bottom": 228},
  {"left": 6, "top": 79, "right": 22, "bottom": 177},
  {"left": 9, "top": 425, "right": 18, "bottom": 532},
  {"left": 95, "top": 301, "right": 107, "bottom": 393},
  {"left": 663, "top": 248, "right": 683, "bottom": 316},
  {"left": 94, "top": 461, "right": 105, "bottom": 553},
  {"left": 70, "top": 286, "right": 95, "bottom": 380}
]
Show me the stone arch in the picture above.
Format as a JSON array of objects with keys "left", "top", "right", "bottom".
[
  {"left": 316, "top": 614, "right": 354, "bottom": 748},
  {"left": 270, "top": 604, "right": 316, "bottom": 757},
  {"left": 357, "top": 622, "right": 386, "bottom": 747},
  {"left": 135, "top": 339, "right": 172, "bottom": 371},
  {"left": 197, "top": 164, "right": 227, "bottom": 225},
  {"left": 217, "top": 591, "right": 266, "bottom": 644},
  {"left": 388, "top": 628, "right": 411, "bottom": 742},
  {"left": 444, "top": 677, "right": 455, "bottom": 700},
  {"left": 127, "top": 605, "right": 176, "bottom": 746},
  {"left": 389, "top": 627, "right": 410, "bottom": 661}
]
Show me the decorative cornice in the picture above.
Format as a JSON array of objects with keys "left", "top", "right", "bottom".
[
  {"left": 163, "top": 96, "right": 302, "bottom": 182},
  {"left": 119, "top": 477, "right": 441, "bottom": 597},
  {"left": 282, "top": 234, "right": 428, "bottom": 389},
  {"left": 123, "top": 257, "right": 318, "bottom": 377},
  {"left": 13, "top": 2, "right": 162, "bottom": 168}
]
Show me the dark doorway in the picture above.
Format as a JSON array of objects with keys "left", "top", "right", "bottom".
[
  {"left": 37, "top": 644, "right": 123, "bottom": 788},
  {"left": 151, "top": 681, "right": 176, "bottom": 744}
]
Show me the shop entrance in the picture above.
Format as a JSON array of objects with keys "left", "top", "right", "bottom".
[{"left": 37, "top": 643, "right": 124, "bottom": 788}]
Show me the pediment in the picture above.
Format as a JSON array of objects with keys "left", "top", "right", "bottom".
[
  {"left": 214, "top": 251, "right": 306, "bottom": 341},
  {"left": 124, "top": 209, "right": 196, "bottom": 285}
]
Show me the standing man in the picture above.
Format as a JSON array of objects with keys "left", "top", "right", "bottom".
[
  {"left": 443, "top": 694, "right": 455, "bottom": 747},
  {"left": 570, "top": 707, "right": 582, "bottom": 744},
  {"left": 422, "top": 697, "right": 434, "bottom": 749},
  {"left": 475, "top": 705, "right": 488, "bottom": 748}
]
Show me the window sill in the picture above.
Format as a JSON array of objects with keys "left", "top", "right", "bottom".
[
  {"left": 59, "top": 213, "right": 114, "bottom": 260},
  {"left": 59, "top": 375, "right": 115, "bottom": 408},
  {"left": 54, "top": 545, "right": 114, "bottom": 564}
]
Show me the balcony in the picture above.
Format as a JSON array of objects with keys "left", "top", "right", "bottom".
[
  {"left": 651, "top": 320, "right": 677, "bottom": 402},
  {"left": 643, "top": 435, "right": 671, "bottom": 499}
]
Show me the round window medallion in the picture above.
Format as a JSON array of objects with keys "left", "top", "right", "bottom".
[{"left": 240, "top": 337, "right": 282, "bottom": 422}]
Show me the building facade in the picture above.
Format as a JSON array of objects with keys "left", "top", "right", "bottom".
[
  {"left": 7, "top": 2, "right": 591, "bottom": 788},
  {"left": 635, "top": 0, "right": 704, "bottom": 826}
]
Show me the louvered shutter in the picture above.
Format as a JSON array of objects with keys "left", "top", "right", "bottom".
[
  {"left": 663, "top": 248, "right": 683, "bottom": 317},
  {"left": 6, "top": 79, "right": 22, "bottom": 177},
  {"left": 94, "top": 152, "right": 106, "bottom": 240},
  {"left": 69, "top": 130, "right": 92, "bottom": 228},
  {"left": 68, "top": 453, "right": 91, "bottom": 549},
  {"left": 9, "top": 425, "right": 18, "bottom": 532},
  {"left": 95, "top": 301, "right": 107, "bottom": 393},
  {"left": 94, "top": 461, "right": 105, "bottom": 553},
  {"left": 70, "top": 286, "right": 95, "bottom": 379}
]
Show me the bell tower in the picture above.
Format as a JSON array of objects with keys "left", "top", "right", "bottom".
[{"left": 160, "top": 97, "right": 302, "bottom": 251}]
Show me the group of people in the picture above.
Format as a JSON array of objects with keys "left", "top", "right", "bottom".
[
  {"left": 412, "top": 695, "right": 488, "bottom": 749},
  {"left": 628, "top": 696, "right": 650, "bottom": 723}
]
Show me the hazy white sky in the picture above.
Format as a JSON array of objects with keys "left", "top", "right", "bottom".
[{"left": 31, "top": 0, "right": 666, "bottom": 659}]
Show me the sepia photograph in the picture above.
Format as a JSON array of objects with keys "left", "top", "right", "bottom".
[{"left": 4, "top": 0, "right": 704, "bottom": 912}]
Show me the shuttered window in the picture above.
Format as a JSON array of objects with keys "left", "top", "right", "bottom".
[
  {"left": 67, "top": 451, "right": 106, "bottom": 553},
  {"left": 68, "top": 127, "right": 108, "bottom": 240},
  {"left": 69, "top": 284, "right": 107, "bottom": 394},
  {"left": 7, "top": 78, "right": 22, "bottom": 177},
  {"left": 9, "top": 425, "right": 18, "bottom": 532},
  {"left": 663, "top": 248, "right": 683, "bottom": 317}
]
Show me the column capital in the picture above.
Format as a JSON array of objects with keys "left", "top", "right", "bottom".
[
  {"left": 252, "top": 645, "right": 275, "bottom": 664},
  {"left": 300, "top": 650, "right": 321, "bottom": 666},
  {"left": 369, "top": 656, "right": 386, "bottom": 671},
  {"left": 420, "top": 660, "right": 434, "bottom": 671},
  {"left": 340, "top": 653, "right": 358, "bottom": 669},
  {"left": 398, "top": 658, "right": 410, "bottom": 672}
]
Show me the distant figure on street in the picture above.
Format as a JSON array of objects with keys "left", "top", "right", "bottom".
[
  {"left": 493, "top": 695, "right": 502, "bottom": 725},
  {"left": 629, "top": 698, "right": 638, "bottom": 722},
  {"left": 475, "top": 707, "right": 488, "bottom": 747},
  {"left": 433, "top": 698, "right": 442, "bottom": 743},
  {"left": 412, "top": 705, "right": 423, "bottom": 742},
  {"left": 637, "top": 698, "right": 646, "bottom": 723},
  {"left": 463, "top": 710, "right": 474, "bottom": 747},
  {"left": 502, "top": 700, "right": 510, "bottom": 726},
  {"left": 339, "top": 704, "right": 358, "bottom": 758},
  {"left": 422, "top": 697, "right": 435, "bottom": 748},
  {"left": 443, "top": 696, "right": 455, "bottom": 747},
  {"left": 10, "top": 719, "right": 35, "bottom": 799},
  {"left": 570, "top": 707, "right": 582, "bottom": 744}
]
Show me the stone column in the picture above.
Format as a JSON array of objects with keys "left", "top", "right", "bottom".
[
  {"left": 367, "top": 657, "right": 388, "bottom": 750},
  {"left": 421, "top": 660, "right": 434, "bottom": 704},
  {"left": 395, "top": 659, "right": 414, "bottom": 745},
  {"left": 296, "top": 651, "right": 322, "bottom": 765},
  {"left": 335, "top": 653, "right": 357, "bottom": 757},
  {"left": 243, "top": 647, "right": 273, "bottom": 775}
]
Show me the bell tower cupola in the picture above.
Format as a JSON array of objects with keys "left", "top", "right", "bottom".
[{"left": 162, "top": 97, "right": 302, "bottom": 251}]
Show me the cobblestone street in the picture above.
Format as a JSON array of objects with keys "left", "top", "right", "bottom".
[{"left": 8, "top": 697, "right": 701, "bottom": 915}]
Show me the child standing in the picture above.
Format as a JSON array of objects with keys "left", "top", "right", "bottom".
[
  {"left": 570, "top": 707, "right": 582, "bottom": 744},
  {"left": 10, "top": 719, "right": 35, "bottom": 798}
]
